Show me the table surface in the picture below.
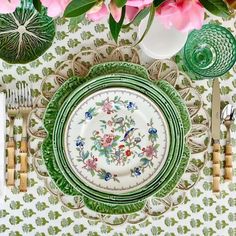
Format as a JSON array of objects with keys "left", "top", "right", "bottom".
[{"left": 0, "top": 11, "right": 235, "bottom": 236}]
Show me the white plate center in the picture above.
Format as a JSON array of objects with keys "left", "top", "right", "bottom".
[{"left": 65, "top": 88, "right": 170, "bottom": 194}]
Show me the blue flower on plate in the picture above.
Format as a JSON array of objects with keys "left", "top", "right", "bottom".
[
  {"left": 127, "top": 102, "right": 137, "bottom": 111},
  {"left": 76, "top": 137, "right": 85, "bottom": 149},
  {"left": 134, "top": 167, "right": 141, "bottom": 176},
  {"left": 148, "top": 127, "right": 157, "bottom": 135},
  {"left": 104, "top": 172, "right": 112, "bottom": 181},
  {"left": 85, "top": 111, "right": 92, "bottom": 120}
]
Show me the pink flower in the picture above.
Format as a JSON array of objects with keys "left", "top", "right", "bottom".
[
  {"left": 126, "top": 0, "right": 153, "bottom": 7},
  {"left": 125, "top": 6, "right": 140, "bottom": 22},
  {"left": 102, "top": 99, "right": 113, "bottom": 114},
  {"left": 101, "top": 134, "right": 115, "bottom": 147},
  {"left": 109, "top": 0, "right": 122, "bottom": 22},
  {"left": 156, "top": 0, "right": 204, "bottom": 32},
  {"left": 86, "top": 2, "right": 108, "bottom": 21},
  {"left": 40, "top": 0, "right": 71, "bottom": 17},
  {"left": 144, "top": 145, "right": 155, "bottom": 157},
  {"left": 110, "top": 0, "right": 152, "bottom": 22},
  {"left": 85, "top": 158, "right": 97, "bottom": 170},
  {"left": 0, "top": 0, "right": 20, "bottom": 13}
]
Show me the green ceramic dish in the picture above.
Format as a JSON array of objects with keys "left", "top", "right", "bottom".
[
  {"left": 53, "top": 75, "right": 184, "bottom": 204},
  {"left": 48, "top": 65, "right": 189, "bottom": 200},
  {"left": 0, "top": 0, "right": 55, "bottom": 64},
  {"left": 42, "top": 62, "right": 191, "bottom": 213}
]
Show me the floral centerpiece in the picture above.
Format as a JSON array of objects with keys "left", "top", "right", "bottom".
[{"left": 0, "top": 0, "right": 231, "bottom": 42}]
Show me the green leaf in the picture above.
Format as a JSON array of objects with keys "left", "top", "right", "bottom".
[
  {"left": 135, "top": 4, "right": 155, "bottom": 45},
  {"left": 64, "top": 0, "right": 97, "bottom": 18},
  {"left": 115, "top": 0, "right": 127, "bottom": 7},
  {"left": 140, "top": 158, "right": 149, "bottom": 165},
  {"left": 153, "top": 0, "right": 166, "bottom": 7},
  {"left": 109, "top": 6, "right": 126, "bottom": 43},
  {"left": 33, "top": 0, "right": 42, "bottom": 12},
  {"left": 114, "top": 135, "right": 121, "bottom": 141},
  {"left": 199, "top": 0, "right": 230, "bottom": 18},
  {"left": 123, "top": 7, "right": 150, "bottom": 28}
]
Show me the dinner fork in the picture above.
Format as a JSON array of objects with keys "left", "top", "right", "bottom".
[
  {"left": 6, "top": 89, "right": 18, "bottom": 186},
  {"left": 17, "top": 82, "right": 33, "bottom": 192}
]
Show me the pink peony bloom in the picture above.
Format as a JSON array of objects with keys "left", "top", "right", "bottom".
[
  {"left": 40, "top": 0, "right": 71, "bottom": 17},
  {"left": 86, "top": 2, "right": 108, "bottom": 21},
  {"left": 102, "top": 99, "right": 113, "bottom": 114},
  {"left": 101, "top": 134, "right": 115, "bottom": 147},
  {"left": 156, "top": 0, "right": 204, "bottom": 32},
  {"left": 126, "top": 0, "right": 153, "bottom": 7},
  {"left": 0, "top": 0, "right": 20, "bottom": 14},
  {"left": 110, "top": 0, "right": 152, "bottom": 22},
  {"left": 144, "top": 145, "right": 155, "bottom": 157},
  {"left": 126, "top": 5, "right": 140, "bottom": 22},
  {"left": 109, "top": 0, "right": 122, "bottom": 22}
]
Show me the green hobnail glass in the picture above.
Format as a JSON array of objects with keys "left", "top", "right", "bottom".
[{"left": 184, "top": 24, "right": 236, "bottom": 78}]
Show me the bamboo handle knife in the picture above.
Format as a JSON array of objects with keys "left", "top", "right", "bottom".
[
  {"left": 213, "top": 142, "right": 220, "bottom": 193},
  {"left": 211, "top": 78, "right": 221, "bottom": 194}
]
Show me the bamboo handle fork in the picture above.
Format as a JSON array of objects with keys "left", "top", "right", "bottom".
[
  {"left": 6, "top": 84, "right": 32, "bottom": 191},
  {"left": 18, "top": 82, "right": 32, "bottom": 192},
  {"left": 6, "top": 90, "right": 18, "bottom": 186}
]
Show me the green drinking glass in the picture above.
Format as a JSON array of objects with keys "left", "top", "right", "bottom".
[{"left": 184, "top": 24, "right": 236, "bottom": 78}]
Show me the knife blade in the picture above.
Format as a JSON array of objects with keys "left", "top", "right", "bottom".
[
  {"left": 211, "top": 78, "right": 221, "bottom": 194},
  {"left": 212, "top": 78, "right": 221, "bottom": 142}
]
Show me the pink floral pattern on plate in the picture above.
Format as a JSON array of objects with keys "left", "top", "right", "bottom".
[
  {"left": 65, "top": 88, "right": 169, "bottom": 193},
  {"left": 75, "top": 96, "right": 159, "bottom": 182}
]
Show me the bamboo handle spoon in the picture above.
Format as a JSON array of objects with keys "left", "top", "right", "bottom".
[{"left": 221, "top": 104, "right": 235, "bottom": 181}]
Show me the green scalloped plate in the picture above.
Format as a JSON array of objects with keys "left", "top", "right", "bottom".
[
  {"left": 53, "top": 75, "right": 186, "bottom": 204},
  {"left": 42, "top": 62, "right": 191, "bottom": 214}
]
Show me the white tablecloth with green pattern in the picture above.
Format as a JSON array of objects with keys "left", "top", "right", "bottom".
[{"left": 0, "top": 11, "right": 236, "bottom": 236}]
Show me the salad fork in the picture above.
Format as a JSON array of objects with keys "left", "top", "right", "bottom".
[
  {"left": 17, "top": 82, "right": 33, "bottom": 192},
  {"left": 6, "top": 89, "right": 18, "bottom": 186}
]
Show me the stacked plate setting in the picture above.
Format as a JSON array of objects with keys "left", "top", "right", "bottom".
[{"left": 42, "top": 62, "right": 191, "bottom": 215}]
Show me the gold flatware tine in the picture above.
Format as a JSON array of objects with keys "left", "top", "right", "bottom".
[
  {"left": 6, "top": 89, "right": 18, "bottom": 186},
  {"left": 211, "top": 78, "right": 221, "bottom": 194},
  {"left": 18, "top": 83, "right": 32, "bottom": 192}
]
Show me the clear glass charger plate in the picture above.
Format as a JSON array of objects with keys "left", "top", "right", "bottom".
[{"left": 28, "top": 45, "right": 210, "bottom": 225}]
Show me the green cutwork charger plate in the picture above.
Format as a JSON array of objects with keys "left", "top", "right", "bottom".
[{"left": 53, "top": 75, "right": 187, "bottom": 202}]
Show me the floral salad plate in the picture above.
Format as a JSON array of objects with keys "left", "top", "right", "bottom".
[
  {"left": 42, "top": 62, "right": 191, "bottom": 214},
  {"left": 65, "top": 87, "right": 170, "bottom": 194}
]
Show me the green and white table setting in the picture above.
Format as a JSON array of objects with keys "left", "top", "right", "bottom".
[{"left": 0, "top": 0, "right": 236, "bottom": 235}]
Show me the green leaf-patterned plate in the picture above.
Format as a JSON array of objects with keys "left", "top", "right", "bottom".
[
  {"left": 0, "top": 0, "right": 55, "bottom": 64},
  {"left": 52, "top": 74, "right": 187, "bottom": 204},
  {"left": 42, "top": 62, "right": 191, "bottom": 212}
]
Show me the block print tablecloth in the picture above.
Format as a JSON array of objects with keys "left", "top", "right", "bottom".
[{"left": 0, "top": 11, "right": 236, "bottom": 236}]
